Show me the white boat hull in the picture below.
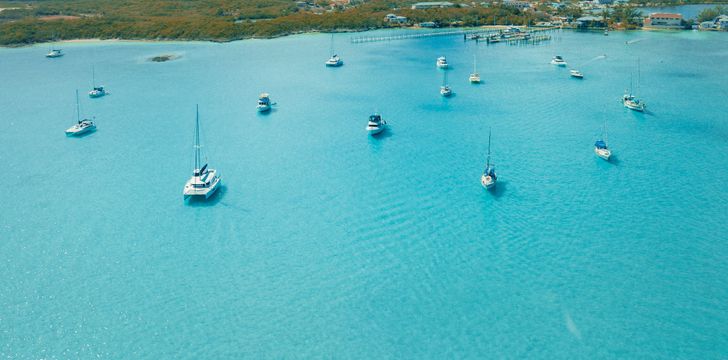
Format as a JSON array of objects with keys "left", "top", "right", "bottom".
[
  {"left": 469, "top": 75, "right": 481, "bottom": 83},
  {"left": 481, "top": 174, "right": 496, "bottom": 189},
  {"left": 624, "top": 101, "right": 645, "bottom": 112},
  {"left": 184, "top": 171, "right": 221, "bottom": 199},
  {"left": 551, "top": 61, "right": 567, "bottom": 66},
  {"left": 65, "top": 123, "right": 96, "bottom": 136},
  {"left": 595, "top": 147, "right": 611, "bottom": 160},
  {"left": 257, "top": 105, "right": 271, "bottom": 112},
  {"left": 367, "top": 126, "right": 384, "bottom": 135}
]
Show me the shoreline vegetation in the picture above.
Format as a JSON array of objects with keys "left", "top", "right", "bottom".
[{"left": 1, "top": 0, "right": 726, "bottom": 47}]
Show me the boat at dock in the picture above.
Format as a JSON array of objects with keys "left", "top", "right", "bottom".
[
  {"left": 184, "top": 105, "right": 221, "bottom": 200},
  {"left": 480, "top": 129, "right": 497, "bottom": 190},
  {"left": 436, "top": 56, "right": 448, "bottom": 69},
  {"left": 551, "top": 56, "right": 567, "bottom": 66},
  {"left": 65, "top": 90, "right": 96, "bottom": 136},
  {"left": 366, "top": 113, "right": 387, "bottom": 135},
  {"left": 469, "top": 55, "right": 481, "bottom": 83}
]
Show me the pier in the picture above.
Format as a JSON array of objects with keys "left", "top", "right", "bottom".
[{"left": 350, "top": 26, "right": 559, "bottom": 44}]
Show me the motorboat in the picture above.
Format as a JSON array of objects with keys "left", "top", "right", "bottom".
[
  {"left": 366, "top": 113, "right": 387, "bottom": 135},
  {"left": 257, "top": 93, "right": 272, "bottom": 112},
  {"left": 436, "top": 56, "right": 448, "bottom": 69},
  {"left": 46, "top": 49, "right": 63, "bottom": 58},
  {"left": 570, "top": 69, "right": 584, "bottom": 79},
  {"left": 551, "top": 55, "right": 567, "bottom": 66}
]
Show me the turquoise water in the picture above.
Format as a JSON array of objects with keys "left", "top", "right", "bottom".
[{"left": 1, "top": 29, "right": 728, "bottom": 358}]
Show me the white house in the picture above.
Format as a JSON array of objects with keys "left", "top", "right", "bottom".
[
  {"left": 644, "top": 13, "right": 682, "bottom": 28},
  {"left": 384, "top": 14, "right": 408, "bottom": 24}
]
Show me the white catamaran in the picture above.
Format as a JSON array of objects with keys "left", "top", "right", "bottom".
[
  {"left": 325, "top": 34, "right": 343, "bottom": 67},
  {"left": 623, "top": 58, "right": 646, "bottom": 112},
  {"left": 469, "top": 54, "right": 481, "bottom": 83},
  {"left": 183, "top": 105, "right": 221, "bottom": 200}
]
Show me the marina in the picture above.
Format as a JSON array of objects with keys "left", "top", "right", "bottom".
[{"left": 2, "top": 28, "right": 728, "bottom": 359}]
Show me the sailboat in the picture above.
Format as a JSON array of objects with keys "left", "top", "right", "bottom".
[
  {"left": 440, "top": 70, "right": 452, "bottom": 97},
  {"left": 623, "top": 58, "right": 646, "bottom": 112},
  {"left": 469, "top": 55, "right": 481, "bottom": 83},
  {"left": 88, "top": 66, "right": 107, "bottom": 98},
  {"left": 594, "top": 121, "right": 611, "bottom": 160},
  {"left": 481, "top": 128, "right": 497, "bottom": 190},
  {"left": 325, "top": 34, "right": 343, "bottom": 67},
  {"left": 183, "top": 105, "right": 221, "bottom": 200},
  {"left": 65, "top": 90, "right": 96, "bottom": 136}
]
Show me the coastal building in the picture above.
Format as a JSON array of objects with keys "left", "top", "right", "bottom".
[
  {"left": 411, "top": 2, "right": 455, "bottom": 9},
  {"left": 502, "top": 0, "right": 531, "bottom": 10},
  {"left": 643, "top": 13, "right": 683, "bottom": 29},
  {"left": 384, "top": 14, "right": 408, "bottom": 24},
  {"left": 575, "top": 15, "right": 606, "bottom": 28}
]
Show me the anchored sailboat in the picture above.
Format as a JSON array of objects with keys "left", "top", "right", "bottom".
[
  {"left": 623, "top": 58, "right": 646, "bottom": 112},
  {"left": 88, "top": 66, "right": 107, "bottom": 98},
  {"left": 469, "top": 54, "right": 481, "bottom": 83},
  {"left": 480, "top": 129, "right": 497, "bottom": 190},
  {"left": 325, "top": 34, "right": 343, "bottom": 67},
  {"left": 65, "top": 90, "right": 96, "bottom": 136},
  {"left": 594, "top": 120, "right": 611, "bottom": 160},
  {"left": 440, "top": 70, "right": 452, "bottom": 97},
  {"left": 183, "top": 105, "right": 221, "bottom": 200}
]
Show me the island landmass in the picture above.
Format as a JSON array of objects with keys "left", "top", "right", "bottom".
[{"left": 0, "top": 0, "right": 726, "bottom": 46}]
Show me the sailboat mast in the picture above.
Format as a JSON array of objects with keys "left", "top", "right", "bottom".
[
  {"left": 194, "top": 105, "right": 201, "bottom": 171},
  {"left": 330, "top": 34, "right": 334, "bottom": 57},
  {"left": 75, "top": 89, "right": 80, "bottom": 123},
  {"left": 92, "top": 65, "right": 95, "bottom": 87},
  {"left": 486, "top": 128, "right": 492, "bottom": 168},
  {"left": 473, "top": 54, "right": 477, "bottom": 73},
  {"left": 605, "top": 120, "right": 608, "bottom": 145}
]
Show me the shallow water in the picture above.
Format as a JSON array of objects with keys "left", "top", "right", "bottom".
[{"left": 1, "top": 29, "right": 728, "bottom": 358}]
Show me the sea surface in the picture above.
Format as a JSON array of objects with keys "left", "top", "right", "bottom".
[{"left": 1, "top": 29, "right": 728, "bottom": 358}]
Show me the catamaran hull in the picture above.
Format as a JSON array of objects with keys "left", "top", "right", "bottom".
[{"left": 184, "top": 177, "right": 221, "bottom": 200}]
